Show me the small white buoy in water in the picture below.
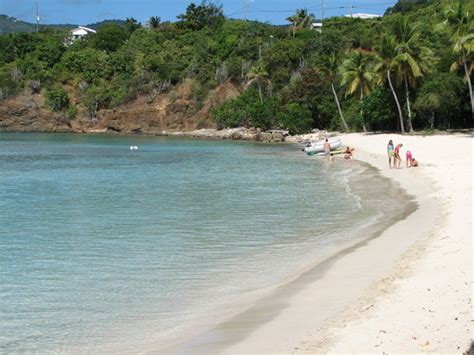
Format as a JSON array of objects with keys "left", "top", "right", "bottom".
[{"left": 130, "top": 146, "right": 139, "bottom": 150}]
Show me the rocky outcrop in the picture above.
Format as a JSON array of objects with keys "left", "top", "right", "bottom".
[
  {"left": 80, "top": 80, "right": 241, "bottom": 135},
  {"left": 0, "top": 84, "right": 339, "bottom": 144},
  {"left": 0, "top": 93, "right": 73, "bottom": 133},
  {"left": 166, "top": 127, "right": 290, "bottom": 142}
]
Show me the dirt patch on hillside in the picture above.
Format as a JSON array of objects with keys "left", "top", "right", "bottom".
[
  {"left": 0, "top": 80, "right": 241, "bottom": 135},
  {"left": 0, "top": 92, "right": 73, "bottom": 133}
]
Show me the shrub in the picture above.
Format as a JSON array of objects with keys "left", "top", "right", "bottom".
[
  {"left": 46, "top": 88, "right": 70, "bottom": 112},
  {"left": 212, "top": 88, "right": 278, "bottom": 130},
  {"left": 360, "top": 88, "right": 397, "bottom": 131},
  {"left": 66, "top": 105, "right": 78, "bottom": 120},
  {"left": 277, "top": 103, "right": 312, "bottom": 134}
]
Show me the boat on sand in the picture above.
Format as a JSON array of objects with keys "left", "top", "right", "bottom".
[{"left": 303, "top": 137, "right": 342, "bottom": 155}]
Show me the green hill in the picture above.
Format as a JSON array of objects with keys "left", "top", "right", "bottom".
[
  {"left": 0, "top": 0, "right": 472, "bottom": 133},
  {"left": 0, "top": 14, "right": 125, "bottom": 34}
]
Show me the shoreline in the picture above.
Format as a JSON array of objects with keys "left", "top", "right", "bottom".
[
  {"left": 1, "top": 131, "right": 470, "bottom": 352},
  {"left": 145, "top": 157, "right": 417, "bottom": 354},
  {"left": 159, "top": 133, "right": 472, "bottom": 353}
]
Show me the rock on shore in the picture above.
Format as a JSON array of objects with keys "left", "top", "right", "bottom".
[
  {"left": 164, "top": 127, "right": 291, "bottom": 143},
  {"left": 163, "top": 128, "right": 340, "bottom": 143}
]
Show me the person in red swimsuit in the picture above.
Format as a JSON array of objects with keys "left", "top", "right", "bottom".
[
  {"left": 406, "top": 150, "right": 413, "bottom": 167},
  {"left": 394, "top": 143, "right": 403, "bottom": 169}
]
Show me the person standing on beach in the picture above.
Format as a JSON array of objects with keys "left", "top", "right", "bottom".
[
  {"left": 387, "top": 140, "right": 394, "bottom": 168},
  {"left": 394, "top": 143, "right": 403, "bottom": 169},
  {"left": 324, "top": 139, "right": 331, "bottom": 161},
  {"left": 406, "top": 150, "right": 413, "bottom": 167}
]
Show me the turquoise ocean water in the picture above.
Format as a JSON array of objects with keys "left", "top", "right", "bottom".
[{"left": 0, "top": 133, "right": 411, "bottom": 352}]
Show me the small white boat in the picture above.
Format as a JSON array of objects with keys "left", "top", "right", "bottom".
[{"left": 304, "top": 137, "right": 341, "bottom": 155}]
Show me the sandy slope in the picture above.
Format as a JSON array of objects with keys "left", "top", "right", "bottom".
[{"left": 300, "top": 133, "right": 473, "bottom": 353}]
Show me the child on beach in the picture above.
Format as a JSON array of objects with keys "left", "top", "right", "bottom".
[
  {"left": 406, "top": 150, "right": 413, "bottom": 167},
  {"left": 387, "top": 140, "right": 394, "bottom": 168},
  {"left": 344, "top": 147, "right": 354, "bottom": 160},
  {"left": 410, "top": 158, "right": 419, "bottom": 167},
  {"left": 394, "top": 143, "right": 403, "bottom": 169}
]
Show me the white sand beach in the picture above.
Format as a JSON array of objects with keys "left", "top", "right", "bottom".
[
  {"left": 211, "top": 133, "right": 472, "bottom": 354},
  {"left": 301, "top": 133, "right": 473, "bottom": 353}
]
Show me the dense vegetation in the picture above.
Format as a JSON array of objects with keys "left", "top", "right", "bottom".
[{"left": 0, "top": 0, "right": 472, "bottom": 133}]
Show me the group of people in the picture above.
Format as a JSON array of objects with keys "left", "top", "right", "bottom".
[
  {"left": 323, "top": 139, "right": 354, "bottom": 161},
  {"left": 387, "top": 140, "right": 418, "bottom": 169}
]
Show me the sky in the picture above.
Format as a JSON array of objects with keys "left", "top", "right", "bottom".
[{"left": 1, "top": 0, "right": 398, "bottom": 26}]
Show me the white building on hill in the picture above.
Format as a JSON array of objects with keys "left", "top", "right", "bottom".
[
  {"left": 311, "top": 22, "right": 323, "bottom": 32},
  {"left": 67, "top": 26, "right": 96, "bottom": 44}
]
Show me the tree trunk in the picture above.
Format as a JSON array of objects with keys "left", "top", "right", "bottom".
[
  {"left": 360, "top": 86, "right": 367, "bottom": 132},
  {"left": 462, "top": 50, "right": 474, "bottom": 117},
  {"left": 404, "top": 74, "right": 413, "bottom": 133},
  {"left": 331, "top": 83, "right": 349, "bottom": 131},
  {"left": 387, "top": 70, "right": 405, "bottom": 133},
  {"left": 431, "top": 112, "right": 434, "bottom": 129},
  {"left": 258, "top": 82, "right": 263, "bottom": 103}
]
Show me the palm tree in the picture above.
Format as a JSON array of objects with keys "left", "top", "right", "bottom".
[
  {"left": 287, "top": 9, "right": 315, "bottom": 37},
  {"left": 444, "top": 3, "right": 474, "bottom": 116},
  {"left": 321, "top": 53, "right": 349, "bottom": 131},
  {"left": 148, "top": 16, "right": 161, "bottom": 30},
  {"left": 392, "top": 15, "right": 434, "bottom": 132},
  {"left": 246, "top": 62, "right": 270, "bottom": 103},
  {"left": 340, "top": 50, "right": 377, "bottom": 132},
  {"left": 375, "top": 34, "right": 406, "bottom": 133}
]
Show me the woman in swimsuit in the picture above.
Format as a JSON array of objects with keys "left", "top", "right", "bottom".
[
  {"left": 394, "top": 143, "right": 403, "bottom": 169},
  {"left": 387, "top": 140, "right": 394, "bottom": 168},
  {"left": 406, "top": 150, "right": 413, "bottom": 167}
]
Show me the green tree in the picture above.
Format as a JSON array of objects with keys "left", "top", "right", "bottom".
[
  {"left": 91, "top": 24, "right": 127, "bottom": 53},
  {"left": 60, "top": 48, "right": 108, "bottom": 83},
  {"left": 375, "top": 34, "right": 406, "bottom": 132},
  {"left": 414, "top": 73, "right": 463, "bottom": 129},
  {"left": 286, "top": 9, "right": 315, "bottom": 37},
  {"left": 177, "top": 1, "right": 224, "bottom": 31},
  {"left": 392, "top": 15, "right": 434, "bottom": 132},
  {"left": 321, "top": 53, "right": 349, "bottom": 131},
  {"left": 124, "top": 17, "right": 141, "bottom": 35},
  {"left": 148, "top": 16, "right": 161, "bottom": 30},
  {"left": 246, "top": 62, "right": 270, "bottom": 103},
  {"left": 361, "top": 88, "right": 397, "bottom": 131},
  {"left": 262, "top": 38, "right": 305, "bottom": 89},
  {"left": 444, "top": 3, "right": 474, "bottom": 116},
  {"left": 340, "top": 50, "right": 377, "bottom": 131},
  {"left": 277, "top": 103, "right": 312, "bottom": 134},
  {"left": 212, "top": 88, "right": 277, "bottom": 130},
  {"left": 46, "top": 88, "right": 70, "bottom": 112}
]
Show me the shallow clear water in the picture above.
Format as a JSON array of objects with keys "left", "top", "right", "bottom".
[{"left": 0, "top": 133, "right": 410, "bottom": 353}]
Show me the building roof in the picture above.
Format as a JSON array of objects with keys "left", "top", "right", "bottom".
[{"left": 71, "top": 26, "right": 96, "bottom": 35}]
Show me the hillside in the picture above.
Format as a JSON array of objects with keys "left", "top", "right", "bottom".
[
  {"left": 0, "top": 0, "right": 472, "bottom": 135},
  {"left": 0, "top": 15, "right": 125, "bottom": 33}
]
